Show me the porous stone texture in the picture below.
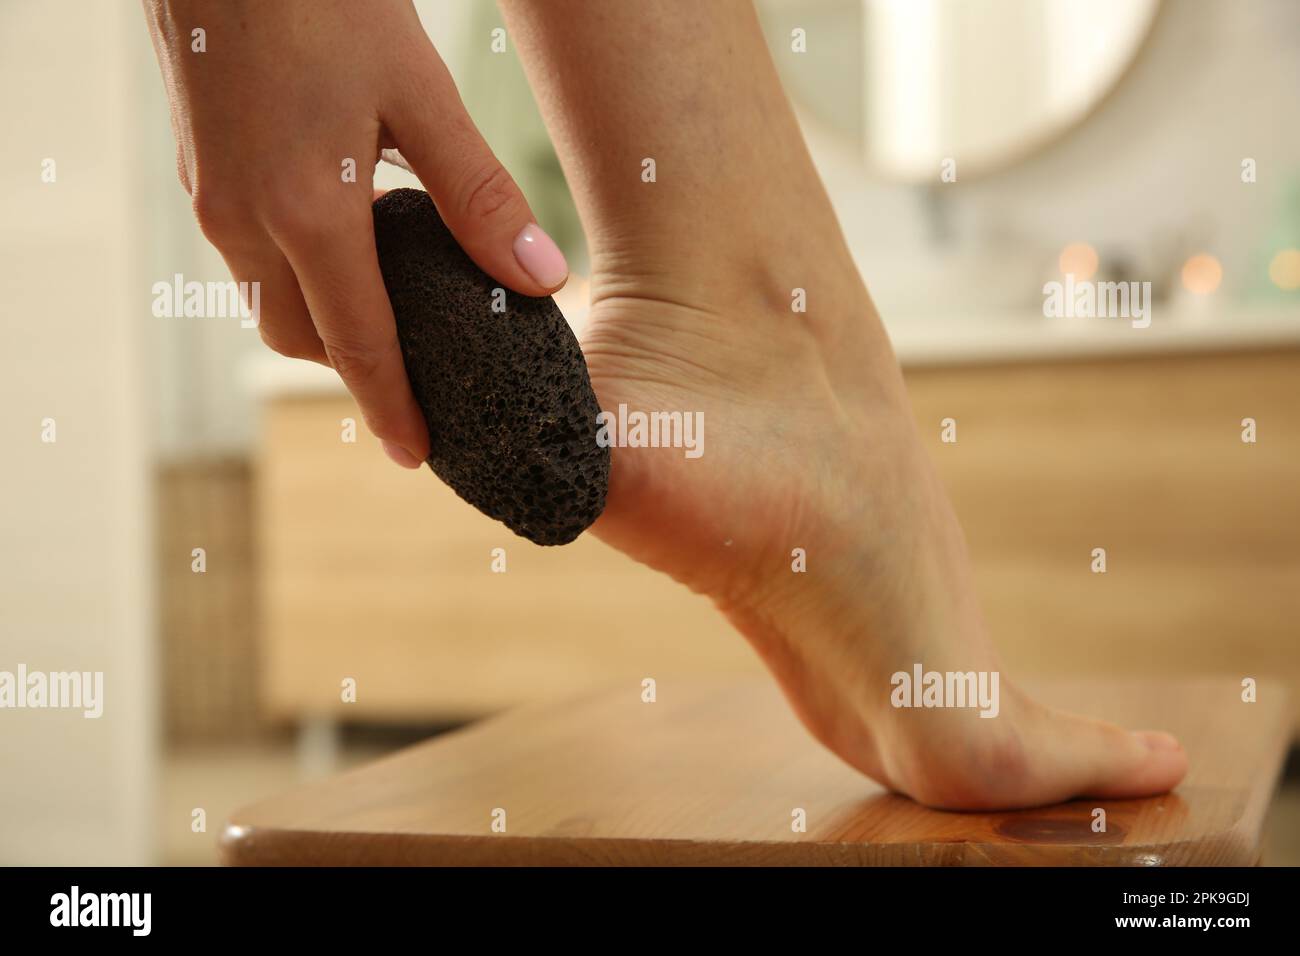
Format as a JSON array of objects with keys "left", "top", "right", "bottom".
[{"left": 373, "top": 188, "right": 608, "bottom": 545}]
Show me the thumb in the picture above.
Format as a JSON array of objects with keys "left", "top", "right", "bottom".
[{"left": 383, "top": 54, "right": 568, "bottom": 296}]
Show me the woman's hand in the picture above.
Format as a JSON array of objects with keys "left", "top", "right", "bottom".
[{"left": 143, "top": 0, "right": 568, "bottom": 466}]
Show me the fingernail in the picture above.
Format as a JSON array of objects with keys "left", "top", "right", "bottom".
[
  {"left": 512, "top": 222, "right": 568, "bottom": 290},
  {"left": 381, "top": 440, "right": 423, "bottom": 469}
]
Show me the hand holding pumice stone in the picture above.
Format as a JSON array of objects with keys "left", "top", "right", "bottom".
[{"left": 372, "top": 189, "right": 608, "bottom": 546}]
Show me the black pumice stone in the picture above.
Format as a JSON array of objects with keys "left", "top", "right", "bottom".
[{"left": 372, "top": 188, "right": 608, "bottom": 546}]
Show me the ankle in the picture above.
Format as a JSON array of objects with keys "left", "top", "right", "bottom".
[{"left": 587, "top": 191, "right": 865, "bottom": 317}]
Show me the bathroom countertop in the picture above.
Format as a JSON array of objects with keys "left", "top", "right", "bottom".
[
  {"left": 887, "top": 302, "right": 1299, "bottom": 367},
  {"left": 240, "top": 301, "right": 1299, "bottom": 398}
]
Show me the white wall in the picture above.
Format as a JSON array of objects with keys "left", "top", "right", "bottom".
[{"left": 0, "top": 0, "right": 156, "bottom": 864}]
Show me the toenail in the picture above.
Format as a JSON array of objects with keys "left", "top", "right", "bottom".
[{"left": 1136, "top": 731, "right": 1180, "bottom": 752}]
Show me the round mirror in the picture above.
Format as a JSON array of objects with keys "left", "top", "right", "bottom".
[{"left": 762, "top": 0, "right": 1161, "bottom": 182}]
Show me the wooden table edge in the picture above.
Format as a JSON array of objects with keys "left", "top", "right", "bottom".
[{"left": 217, "top": 822, "right": 1268, "bottom": 868}]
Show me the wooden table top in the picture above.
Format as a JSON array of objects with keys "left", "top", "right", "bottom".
[{"left": 222, "top": 678, "right": 1290, "bottom": 866}]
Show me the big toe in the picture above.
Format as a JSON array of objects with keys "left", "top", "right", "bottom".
[{"left": 1079, "top": 724, "right": 1188, "bottom": 800}]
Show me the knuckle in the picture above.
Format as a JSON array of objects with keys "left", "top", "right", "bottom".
[
  {"left": 257, "top": 322, "right": 315, "bottom": 361},
  {"left": 190, "top": 188, "right": 250, "bottom": 245},
  {"left": 458, "top": 164, "right": 524, "bottom": 226},
  {"left": 323, "top": 338, "right": 383, "bottom": 388},
  {"left": 261, "top": 194, "right": 334, "bottom": 248}
]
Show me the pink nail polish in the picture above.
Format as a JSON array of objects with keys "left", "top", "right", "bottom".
[
  {"left": 381, "top": 440, "right": 422, "bottom": 469},
  {"left": 512, "top": 223, "right": 568, "bottom": 291}
]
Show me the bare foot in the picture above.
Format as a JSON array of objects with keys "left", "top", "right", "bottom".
[
  {"left": 501, "top": 0, "right": 1188, "bottom": 810},
  {"left": 581, "top": 267, "right": 1187, "bottom": 811}
]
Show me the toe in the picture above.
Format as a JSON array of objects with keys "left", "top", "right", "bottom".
[{"left": 1075, "top": 723, "right": 1188, "bottom": 800}]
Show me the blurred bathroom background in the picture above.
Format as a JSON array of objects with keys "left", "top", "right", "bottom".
[{"left": 1, "top": 0, "right": 1298, "bottom": 865}]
